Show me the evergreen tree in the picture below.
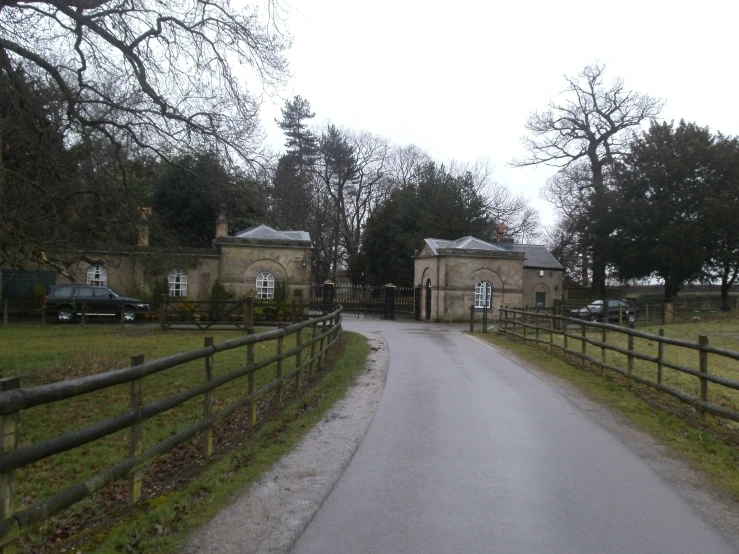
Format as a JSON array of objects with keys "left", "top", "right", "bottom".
[
  {"left": 269, "top": 96, "right": 318, "bottom": 231},
  {"left": 612, "top": 121, "right": 715, "bottom": 299},
  {"left": 151, "top": 153, "right": 264, "bottom": 247}
]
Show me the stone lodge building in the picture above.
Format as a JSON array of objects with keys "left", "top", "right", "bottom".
[
  {"left": 414, "top": 235, "right": 563, "bottom": 322},
  {"left": 43, "top": 221, "right": 313, "bottom": 303}
]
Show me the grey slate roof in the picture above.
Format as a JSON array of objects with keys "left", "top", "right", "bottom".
[
  {"left": 424, "top": 237, "right": 505, "bottom": 254},
  {"left": 233, "top": 224, "right": 311, "bottom": 243},
  {"left": 423, "top": 236, "right": 563, "bottom": 270}
]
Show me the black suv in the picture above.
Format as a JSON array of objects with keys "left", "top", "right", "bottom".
[
  {"left": 45, "top": 285, "right": 150, "bottom": 323},
  {"left": 570, "top": 299, "right": 638, "bottom": 324}
]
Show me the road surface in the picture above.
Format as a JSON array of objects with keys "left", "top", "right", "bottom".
[{"left": 291, "top": 319, "right": 738, "bottom": 554}]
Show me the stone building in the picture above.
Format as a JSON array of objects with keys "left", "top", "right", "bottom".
[
  {"left": 413, "top": 235, "right": 563, "bottom": 322},
  {"left": 37, "top": 220, "right": 313, "bottom": 303}
]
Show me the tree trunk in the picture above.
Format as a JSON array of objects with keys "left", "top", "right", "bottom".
[
  {"left": 587, "top": 162, "right": 609, "bottom": 298},
  {"left": 720, "top": 263, "right": 738, "bottom": 311},
  {"left": 663, "top": 279, "right": 681, "bottom": 300},
  {"left": 580, "top": 253, "right": 589, "bottom": 286}
]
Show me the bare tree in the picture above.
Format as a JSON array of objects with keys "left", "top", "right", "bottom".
[
  {"left": 386, "top": 144, "right": 430, "bottom": 188},
  {"left": 541, "top": 161, "right": 591, "bottom": 282},
  {"left": 448, "top": 158, "right": 542, "bottom": 243},
  {"left": 514, "top": 63, "right": 663, "bottom": 295},
  {"left": 0, "top": 0, "right": 289, "bottom": 268}
]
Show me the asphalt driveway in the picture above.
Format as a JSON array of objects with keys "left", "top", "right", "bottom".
[{"left": 291, "top": 318, "right": 738, "bottom": 554}]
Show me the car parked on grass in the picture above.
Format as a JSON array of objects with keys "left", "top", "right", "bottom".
[
  {"left": 570, "top": 299, "right": 638, "bottom": 324},
  {"left": 44, "top": 285, "right": 150, "bottom": 323}
]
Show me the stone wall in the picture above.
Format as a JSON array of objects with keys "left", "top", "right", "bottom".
[
  {"left": 57, "top": 251, "right": 220, "bottom": 301},
  {"left": 521, "top": 268, "right": 564, "bottom": 308},
  {"left": 218, "top": 244, "right": 312, "bottom": 300},
  {"left": 414, "top": 249, "right": 526, "bottom": 322}
]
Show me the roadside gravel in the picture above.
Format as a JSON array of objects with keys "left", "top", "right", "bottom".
[{"left": 181, "top": 332, "right": 388, "bottom": 554}]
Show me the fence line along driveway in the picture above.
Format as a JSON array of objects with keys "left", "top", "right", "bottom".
[
  {"left": 499, "top": 307, "right": 739, "bottom": 427},
  {"left": 0, "top": 307, "right": 342, "bottom": 551}
]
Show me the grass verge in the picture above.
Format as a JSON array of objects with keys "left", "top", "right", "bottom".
[
  {"left": 82, "top": 331, "right": 370, "bottom": 554},
  {"left": 474, "top": 330, "right": 739, "bottom": 500},
  {"left": 0, "top": 325, "right": 369, "bottom": 553}
]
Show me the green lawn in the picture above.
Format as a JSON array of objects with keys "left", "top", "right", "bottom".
[{"left": 0, "top": 323, "right": 368, "bottom": 553}]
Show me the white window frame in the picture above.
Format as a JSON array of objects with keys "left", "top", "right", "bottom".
[
  {"left": 168, "top": 268, "right": 188, "bottom": 298},
  {"left": 86, "top": 264, "right": 107, "bottom": 287},
  {"left": 475, "top": 281, "right": 492, "bottom": 309},
  {"left": 256, "top": 272, "right": 275, "bottom": 299}
]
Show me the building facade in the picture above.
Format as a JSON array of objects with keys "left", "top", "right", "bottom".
[
  {"left": 36, "top": 223, "right": 314, "bottom": 303},
  {"left": 414, "top": 236, "right": 564, "bottom": 322}
]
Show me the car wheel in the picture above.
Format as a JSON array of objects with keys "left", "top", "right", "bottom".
[
  {"left": 589, "top": 315, "right": 599, "bottom": 322},
  {"left": 123, "top": 309, "right": 136, "bottom": 323},
  {"left": 627, "top": 313, "right": 636, "bottom": 324},
  {"left": 58, "top": 308, "right": 74, "bottom": 323}
]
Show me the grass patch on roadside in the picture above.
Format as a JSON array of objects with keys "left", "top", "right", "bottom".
[
  {"left": 0, "top": 325, "right": 370, "bottom": 553},
  {"left": 474, "top": 330, "right": 739, "bottom": 500},
  {"left": 507, "top": 318, "right": 739, "bottom": 430}
]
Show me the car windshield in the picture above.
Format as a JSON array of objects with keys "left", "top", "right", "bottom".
[{"left": 586, "top": 301, "right": 603, "bottom": 308}]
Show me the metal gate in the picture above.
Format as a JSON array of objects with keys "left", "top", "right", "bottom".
[{"left": 316, "top": 284, "right": 417, "bottom": 319}]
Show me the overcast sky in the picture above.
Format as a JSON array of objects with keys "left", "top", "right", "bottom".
[{"left": 259, "top": 0, "right": 738, "bottom": 228}]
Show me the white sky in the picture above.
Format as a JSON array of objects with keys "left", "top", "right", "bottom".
[{"left": 259, "top": 0, "right": 739, "bottom": 228}]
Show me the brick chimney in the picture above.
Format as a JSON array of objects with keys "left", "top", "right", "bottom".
[
  {"left": 137, "top": 207, "right": 152, "bottom": 246},
  {"left": 215, "top": 204, "right": 228, "bottom": 239},
  {"left": 497, "top": 222, "right": 505, "bottom": 239}
]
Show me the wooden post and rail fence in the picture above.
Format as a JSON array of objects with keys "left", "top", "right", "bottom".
[
  {"left": 498, "top": 307, "right": 739, "bottom": 426},
  {"left": 0, "top": 306, "right": 343, "bottom": 551}
]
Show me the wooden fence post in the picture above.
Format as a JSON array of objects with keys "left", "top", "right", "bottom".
[
  {"left": 310, "top": 322, "right": 318, "bottom": 377},
  {"left": 549, "top": 316, "right": 554, "bottom": 353},
  {"left": 699, "top": 335, "right": 709, "bottom": 422},
  {"left": 627, "top": 333, "right": 634, "bottom": 384},
  {"left": 523, "top": 310, "right": 528, "bottom": 344},
  {"left": 2, "top": 299, "right": 7, "bottom": 327},
  {"left": 657, "top": 329, "right": 664, "bottom": 384},
  {"left": 601, "top": 326, "right": 607, "bottom": 371},
  {"left": 203, "top": 337, "right": 214, "bottom": 457},
  {"left": 581, "top": 322, "right": 586, "bottom": 360},
  {"left": 80, "top": 302, "right": 87, "bottom": 327},
  {"left": 0, "top": 377, "right": 20, "bottom": 554},
  {"left": 276, "top": 334, "right": 284, "bottom": 408},
  {"left": 618, "top": 304, "right": 623, "bottom": 326},
  {"left": 128, "top": 354, "right": 144, "bottom": 505},
  {"left": 120, "top": 302, "right": 126, "bottom": 329},
  {"left": 159, "top": 294, "right": 166, "bottom": 331},
  {"left": 244, "top": 297, "right": 254, "bottom": 333},
  {"left": 295, "top": 328, "right": 303, "bottom": 392},
  {"left": 41, "top": 304, "right": 46, "bottom": 326},
  {"left": 318, "top": 320, "right": 326, "bottom": 370},
  {"left": 563, "top": 317, "right": 568, "bottom": 350},
  {"left": 247, "top": 342, "right": 256, "bottom": 426}
]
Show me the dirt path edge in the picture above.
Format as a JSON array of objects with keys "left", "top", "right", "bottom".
[{"left": 181, "top": 332, "right": 389, "bottom": 554}]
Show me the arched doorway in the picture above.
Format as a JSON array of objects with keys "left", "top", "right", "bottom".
[{"left": 425, "top": 279, "right": 432, "bottom": 320}]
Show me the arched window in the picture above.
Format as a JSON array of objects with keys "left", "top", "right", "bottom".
[
  {"left": 86, "top": 264, "right": 107, "bottom": 286},
  {"left": 475, "top": 281, "right": 492, "bottom": 309},
  {"left": 168, "top": 268, "right": 188, "bottom": 297},
  {"left": 256, "top": 272, "right": 275, "bottom": 299}
]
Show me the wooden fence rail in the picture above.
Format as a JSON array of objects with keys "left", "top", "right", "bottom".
[
  {"left": 498, "top": 307, "right": 739, "bottom": 425},
  {"left": 0, "top": 306, "right": 343, "bottom": 550}
]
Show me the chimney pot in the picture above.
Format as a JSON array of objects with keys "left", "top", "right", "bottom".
[
  {"left": 137, "top": 207, "right": 151, "bottom": 247},
  {"left": 215, "top": 204, "right": 228, "bottom": 240}
]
